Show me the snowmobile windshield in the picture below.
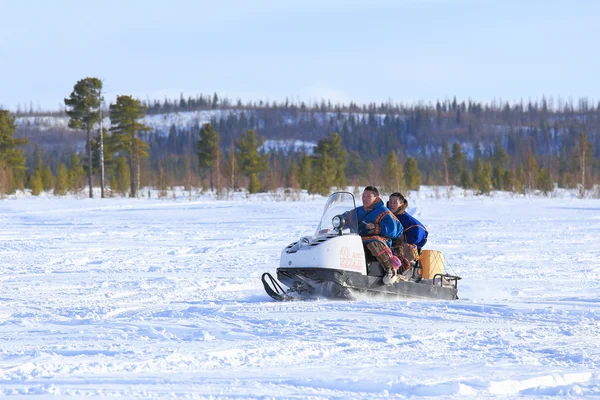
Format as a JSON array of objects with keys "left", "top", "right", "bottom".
[{"left": 314, "top": 192, "right": 359, "bottom": 237}]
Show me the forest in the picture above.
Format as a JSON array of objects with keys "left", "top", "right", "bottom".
[{"left": 2, "top": 78, "right": 599, "bottom": 198}]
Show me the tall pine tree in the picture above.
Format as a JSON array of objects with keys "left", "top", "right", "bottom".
[
  {"left": 64, "top": 77, "right": 103, "bottom": 198},
  {"left": 109, "top": 95, "right": 151, "bottom": 197}
]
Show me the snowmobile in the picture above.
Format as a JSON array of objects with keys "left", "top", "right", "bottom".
[{"left": 262, "top": 191, "right": 460, "bottom": 301}]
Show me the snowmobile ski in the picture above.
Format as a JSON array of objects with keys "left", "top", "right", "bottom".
[{"left": 261, "top": 272, "right": 297, "bottom": 302}]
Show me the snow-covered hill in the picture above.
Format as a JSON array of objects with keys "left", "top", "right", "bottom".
[
  {"left": 15, "top": 110, "right": 319, "bottom": 154},
  {"left": 15, "top": 110, "right": 236, "bottom": 134}
]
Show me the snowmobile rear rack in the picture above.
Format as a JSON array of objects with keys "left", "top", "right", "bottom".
[{"left": 432, "top": 273, "right": 461, "bottom": 289}]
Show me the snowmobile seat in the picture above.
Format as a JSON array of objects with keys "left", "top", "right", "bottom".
[{"left": 366, "top": 261, "right": 385, "bottom": 277}]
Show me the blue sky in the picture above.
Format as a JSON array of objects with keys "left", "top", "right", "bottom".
[{"left": 1, "top": 0, "right": 599, "bottom": 111}]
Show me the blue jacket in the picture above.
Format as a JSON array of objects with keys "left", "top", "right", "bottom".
[
  {"left": 394, "top": 211, "right": 428, "bottom": 249},
  {"left": 345, "top": 198, "right": 403, "bottom": 247}
]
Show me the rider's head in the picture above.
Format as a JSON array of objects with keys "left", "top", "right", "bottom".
[
  {"left": 388, "top": 192, "right": 408, "bottom": 214},
  {"left": 362, "top": 186, "right": 379, "bottom": 208}
]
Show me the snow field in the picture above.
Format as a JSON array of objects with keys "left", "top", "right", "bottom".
[{"left": 0, "top": 190, "right": 599, "bottom": 398}]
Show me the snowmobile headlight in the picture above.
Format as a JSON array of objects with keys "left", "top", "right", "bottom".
[{"left": 332, "top": 215, "right": 345, "bottom": 230}]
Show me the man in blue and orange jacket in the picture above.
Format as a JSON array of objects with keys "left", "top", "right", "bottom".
[{"left": 345, "top": 186, "right": 403, "bottom": 284}]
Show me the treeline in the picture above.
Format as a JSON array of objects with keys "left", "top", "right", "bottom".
[
  {"left": 190, "top": 124, "right": 597, "bottom": 198},
  {"left": 142, "top": 94, "right": 600, "bottom": 197},
  {"left": 2, "top": 82, "right": 600, "bottom": 198}
]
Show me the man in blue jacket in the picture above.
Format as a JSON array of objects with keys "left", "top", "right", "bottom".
[{"left": 345, "top": 186, "right": 403, "bottom": 284}]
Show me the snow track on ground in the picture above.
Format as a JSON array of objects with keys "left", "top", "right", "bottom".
[{"left": 1, "top": 192, "right": 599, "bottom": 398}]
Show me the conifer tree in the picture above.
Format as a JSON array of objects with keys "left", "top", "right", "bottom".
[
  {"left": 0, "top": 110, "right": 28, "bottom": 194},
  {"left": 526, "top": 153, "right": 539, "bottom": 191},
  {"left": 345, "top": 150, "right": 366, "bottom": 184},
  {"left": 313, "top": 152, "right": 337, "bottom": 195},
  {"left": 0, "top": 163, "right": 11, "bottom": 194},
  {"left": 491, "top": 140, "right": 510, "bottom": 190},
  {"left": 366, "top": 161, "right": 377, "bottom": 185},
  {"left": 236, "top": 130, "right": 268, "bottom": 194},
  {"left": 265, "top": 151, "right": 285, "bottom": 193},
  {"left": 492, "top": 165, "right": 504, "bottom": 190},
  {"left": 29, "top": 146, "right": 46, "bottom": 194},
  {"left": 516, "top": 166, "right": 526, "bottom": 194},
  {"left": 460, "top": 169, "right": 472, "bottom": 189},
  {"left": 297, "top": 153, "right": 312, "bottom": 191},
  {"left": 111, "top": 157, "right": 130, "bottom": 196},
  {"left": 248, "top": 173, "right": 261, "bottom": 194},
  {"left": 30, "top": 171, "right": 43, "bottom": 196},
  {"left": 312, "top": 132, "right": 347, "bottom": 191},
  {"left": 557, "top": 145, "right": 573, "bottom": 188},
  {"left": 41, "top": 167, "right": 54, "bottom": 191},
  {"left": 64, "top": 77, "right": 103, "bottom": 198},
  {"left": 537, "top": 168, "right": 554, "bottom": 195},
  {"left": 68, "top": 153, "right": 85, "bottom": 193},
  {"left": 329, "top": 133, "right": 347, "bottom": 189},
  {"left": 472, "top": 158, "right": 484, "bottom": 193},
  {"left": 383, "top": 151, "right": 404, "bottom": 193},
  {"left": 33, "top": 144, "right": 44, "bottom": 173},
  {"left": 197, "top": 123, "right": 220, "bottom": 191},
  {"left": 492, "top": 140, "right": 510, "bottom": 168},
  {"left": 404, "top": 157, "right": 422, "bottom": 191},
  {"left": 449, "top": 142, "right": 467, "bottom": 186},
  {"left": 54, "top": 164, "right": 69, "bottom": 196},
  {"left": 481, "top": 161, "right": 493, "bottom": 194},
  {"left": 158, "top": 163, "right": 168, "bottom": 198},
  {"left": 109, "top": 95, "right": 151, "bottom": 197},
  {"left": 503, "top": 169, "right": 514, "bottom": 192}
]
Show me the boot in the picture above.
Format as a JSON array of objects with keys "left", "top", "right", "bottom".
[{"left": 382, "top": 268, "right": 398, "bottom": 285}]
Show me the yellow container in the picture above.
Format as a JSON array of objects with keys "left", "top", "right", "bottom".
[{"left": 420, "top": 250, "right": 445, "bottom": 279}]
